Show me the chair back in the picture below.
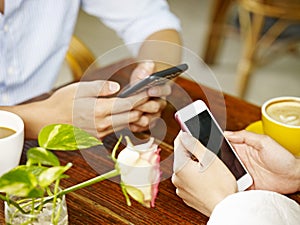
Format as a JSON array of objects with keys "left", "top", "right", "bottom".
[{"left": 65, "top": 36, "right": 96, "bottom": 81}]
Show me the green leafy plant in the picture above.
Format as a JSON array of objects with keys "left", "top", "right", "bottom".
[{"left": 0, "top": 124, "right": 160, "bottom": 225}]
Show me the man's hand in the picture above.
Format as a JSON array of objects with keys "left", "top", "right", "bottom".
[
  {"left": 11, "top": 80, "right": 149, "bottom": 139},
  {"left": 128, "top": 61, "right": 172, "bottom": 132},
  {"left": 49, "top": 80, "right": 152, "bottom": 139},
  {"left": 225, "top": 130, "right": 300, "bottom": 194}
]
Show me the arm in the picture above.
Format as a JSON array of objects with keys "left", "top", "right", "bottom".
[
  {"left": 0, "top": 101, "right": 51, "bottom": 140},
  {"left": 82, "top": 0, "right": 182, "bottom": 64},
  {"left": 126, "top": 2, "right": 182, "bottom": 132},
  {"left": 136, "top": 29, "right": 182, "bottom": 71},
  {"left": 128, "top": 17, "right": 182, "bottom": 132},
  {"left": 127, "top": 29, "right": 182, "bottom": 132},
  {"left": 82, "top": 0, "right": 182, "bottom": 133},
  {"left": 208, "top": 190, "right": 300, "bottom": 225},
  {"left": 0, "top": 81, "right": 149, "bottom": 139}
]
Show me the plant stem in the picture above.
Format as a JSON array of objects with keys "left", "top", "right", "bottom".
[
  {"left": 0, "top": 194, "right": 27, "bottom": 214},
  {"left": 34, "top": 169, "right": 120, "bottom": 209},
  {"left": 60, "top": 169, "right": 120, "bottom": 196},
  {"left": 52, "top": 180, "right": 60, "bottom": 225}
]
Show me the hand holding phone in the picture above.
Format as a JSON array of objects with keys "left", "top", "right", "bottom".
[
  {"left": 175, "top": 100, "right": 253, "bottom": 191},
  {"left": 118, "top": 63, "right": 188, "bottom": 98}
]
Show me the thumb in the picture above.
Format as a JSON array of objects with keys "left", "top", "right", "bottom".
[
  {"left": 76, "top": 80, "right": 120, "bottom": 98},
  {"left": 130, "top": 61, "right": 155, "bottom": 84},
  {"left": 173, "top": 131, "right": 206, "bottom": 173},
  {"left": 180, "top": 132, "right": 207, "bottom": 162}
]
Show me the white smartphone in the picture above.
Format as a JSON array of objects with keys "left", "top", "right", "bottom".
[{"left": 175, "top": 100, "right": 253, "bottom": 191}]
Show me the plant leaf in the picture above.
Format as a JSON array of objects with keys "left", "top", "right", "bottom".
[
  {"left": 124, "top": 185, "right": 145, "bottom": 205},
  {"left": 25, "top": 166, "right": 48, "bottom": 178},
  {"left": 27, "top": 147, "right": 60, "bottom": 166},
  {"left": 38, "top": 163, "right": 72, "bottom": 187},
  {"left": 38, "top": 124, "right": 102, "bottom": 150},
  {"left": 0, "top": 166, "right": 40, "bottom": 197},
  {"left": 27, "top": 188, "right": 44, "bottom": 198}
]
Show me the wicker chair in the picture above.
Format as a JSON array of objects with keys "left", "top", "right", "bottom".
[
  {"left": 202, "top": 0, "right": 300, "bottom": 98},
  {"left": 65, "top": 36, "right": 96, "bottom": 81}
]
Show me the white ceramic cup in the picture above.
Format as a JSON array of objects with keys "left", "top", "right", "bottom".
[{"left": 0, "top": 110, "right": 24, "bottom": 176}]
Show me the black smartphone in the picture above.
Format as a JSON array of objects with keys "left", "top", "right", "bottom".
[{"left": 118, "top": 63, "right": 188, "bottom": 98}]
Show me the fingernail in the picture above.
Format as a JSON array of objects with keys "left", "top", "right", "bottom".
[
  {"left": 137, "top": 69, "right": 149, "bottom": 79},
  {"left": 143, "top": 61, "right": 155, "bottom": 71},
  {"left": 148, "top": 88, "right": 158, "bottom": 96},
  {"left": 109, "top": 82, "right": 120, "bottom": 92},
  {"left": 224, "top": 131, "right": 234, "bottom": 136},
  {"left": 180, "top": 132, "right": 192, "bottom": 142}
]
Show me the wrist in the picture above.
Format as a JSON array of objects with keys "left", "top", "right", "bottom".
[
  {"left": 208, "top": 185, "right": 238, "bottom": 216},
  {"left": 1, "top": 101, "right": 49, "bottom": 139}
]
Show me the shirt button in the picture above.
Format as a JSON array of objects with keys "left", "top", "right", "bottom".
[
  {"left": 1, "top": 93, "right": 9, "bottom": 103},
  {"left": 3, "top": 24, "right": 9, "bottom": 32},
  {"left": 7, "top": 66, "right": 15, "bottom": 75}
]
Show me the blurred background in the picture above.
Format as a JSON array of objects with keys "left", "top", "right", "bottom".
[{"left": 57, "top": 0, "right": 300, "bottom": 106}]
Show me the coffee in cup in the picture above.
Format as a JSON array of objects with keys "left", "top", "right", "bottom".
[
  {"left": 262, "top": 96, "right": 300, "bottom": 156},
  {"left": 0, "top": 110, "right": 24, "bottom": 176},
  {"left": 0, "top": 127, "right": 16, "bottom": 139}
]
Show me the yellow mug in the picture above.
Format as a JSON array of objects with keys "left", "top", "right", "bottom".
[{"left": 262, "top": 96, "right": 300, "bottom": 156}]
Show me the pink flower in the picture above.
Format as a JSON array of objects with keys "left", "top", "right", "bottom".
[{"left": 117, "top": 137, "right": 161, "bottom": 208}]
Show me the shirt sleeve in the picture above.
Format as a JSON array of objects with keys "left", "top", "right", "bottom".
[
  {"left": 208, "top": 190, "right": 300, "bottom": 225},
  {"left": 81, "top": 0, "right": 181, "bottom": 55}
]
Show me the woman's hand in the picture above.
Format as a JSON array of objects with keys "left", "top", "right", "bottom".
[
  {"left": 172, "top": 132, "right": 237, "bottom": 217},
  {"left": 225, "top": 130, "right": 300, "bottom": 194}
]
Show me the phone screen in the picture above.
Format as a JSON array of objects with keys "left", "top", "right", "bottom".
[{"left": 184, "top": 110, "right": 246, "bottom": 180}]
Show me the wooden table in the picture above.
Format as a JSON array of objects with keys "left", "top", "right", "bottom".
[{"left": 0, "top": 59, "right": 299, "bottom": 224}]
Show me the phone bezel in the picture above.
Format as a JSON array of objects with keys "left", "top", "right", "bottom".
[{"left": 175, "top": 100, "right": 253, "bottom": 191}]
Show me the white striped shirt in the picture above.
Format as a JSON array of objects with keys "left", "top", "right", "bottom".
[{"left": 0, "top": 0, "right": 180, "bottom": 105}]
